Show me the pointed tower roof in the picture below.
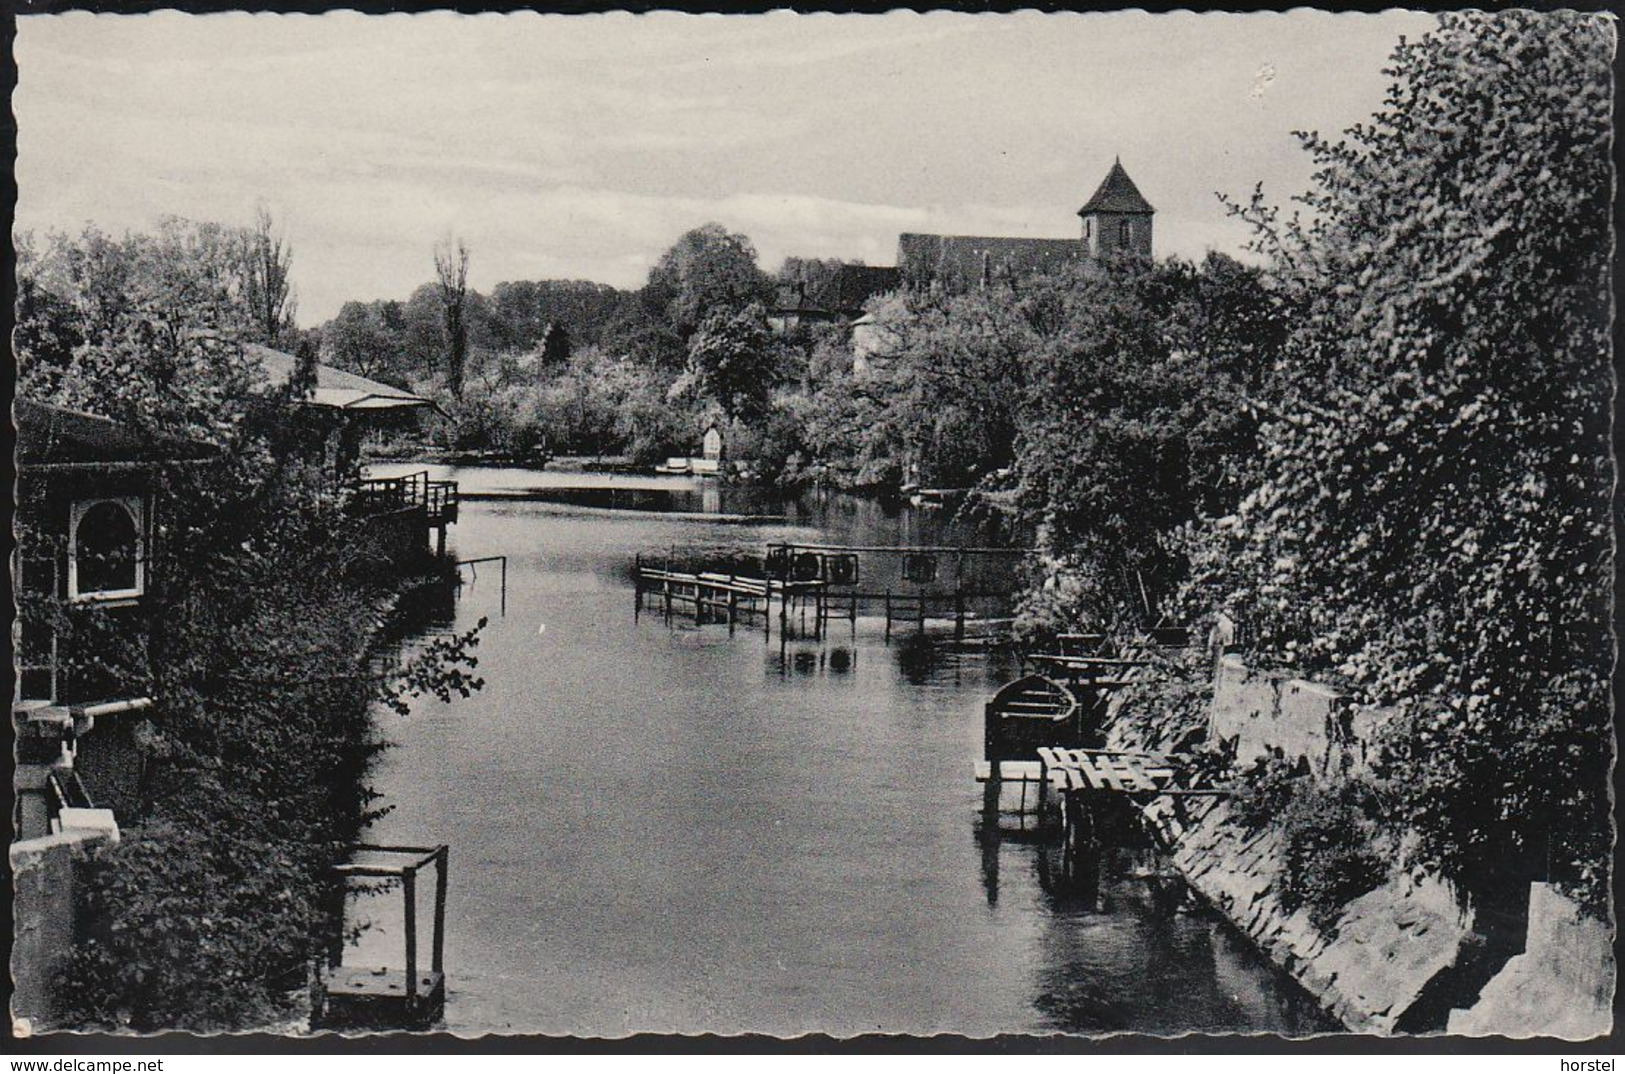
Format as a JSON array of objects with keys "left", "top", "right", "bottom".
[{"left": 1078, "top": 158, "right": 1155, "bottom": 215}]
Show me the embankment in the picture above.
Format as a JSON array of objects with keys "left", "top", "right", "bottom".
[{"left": 1109, "top": 655, "right": 1613, "bottom": 1038}]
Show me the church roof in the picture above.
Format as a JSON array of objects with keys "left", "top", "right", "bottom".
[
  {"left": 817, "top": 265, "right": 900, "bottom": 312},
  {"left": 1078, "top": 159, "right": 1155, "bottom": 216},
  {"left": 897, "top": 233, "right": 1084, "bottom": 282}
]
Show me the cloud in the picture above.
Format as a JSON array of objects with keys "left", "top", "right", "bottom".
[{"left": 15, "top": 9, "right": 1436, "bottom": 321}]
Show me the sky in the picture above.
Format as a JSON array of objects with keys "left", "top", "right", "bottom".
[{"left": 14, "top": 10, "right": 1438, "bottom": 326}]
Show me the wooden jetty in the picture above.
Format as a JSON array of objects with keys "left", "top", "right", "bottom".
[
  {"left": 976, "top": 713, "right": 1232, "bottom": 887},
  {"left": 1026, "top": 653, "right": 1149, "bottom": 690},
  {"left": 633, "top": 560, "right": 825, "bottom": 628},
  {"left": 354, "top": 470, "right": 460, "bottom": 558},
  {"left": 633, "top": 541, "right": 1030, "bottom": 642},
  {"left": 314, "top": 844, "right": 449, "bottom": 1031}
]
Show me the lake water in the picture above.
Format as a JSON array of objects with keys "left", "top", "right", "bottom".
[{"left": 348, "top": 466, "right": 1333, "bottom": 1037}]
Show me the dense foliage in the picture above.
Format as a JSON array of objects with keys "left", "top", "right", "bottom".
[
  {"left": 17, "top": 220, "right": 485, "bottom": 1030},
  {"left": 1179, "top": 11, "right": 1613, "bottom": 912}
]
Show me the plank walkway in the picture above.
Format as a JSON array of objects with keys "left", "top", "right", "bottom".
[
  {"left": 977, "top": 747, "right": 1229, "bottom": 801},
  {"left": 1037, "top": 746, "right": 1176, "bottom": 795}
]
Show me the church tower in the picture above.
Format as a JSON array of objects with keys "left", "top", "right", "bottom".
[{"left": 1078, "top": 158, "right": 1155, "bottom": 260}]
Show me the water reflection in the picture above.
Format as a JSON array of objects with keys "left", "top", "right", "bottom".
[
  {"left": 771, "top": 642, "right": 859, "bottom": 678},
  {"left": 357, "top": 489, "right": 1336, "bottom": 1036}
]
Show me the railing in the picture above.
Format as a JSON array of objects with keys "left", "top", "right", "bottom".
[
  {"left": 425, "top": 480, "right": 459, "bottom": 525},
  {"left": 352, "top": 471, "right": 459, "bottom": 526}
]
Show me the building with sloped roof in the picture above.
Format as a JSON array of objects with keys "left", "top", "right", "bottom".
[
  {"left": 896, "top": 158, "right": 1155, "bottom": 287},
  {"left": 770, "top": 264, "right": 903, "bottom": 333},
  {"left": 773, "top": 159, "right": 1155, "bottom": 359},
  {"left": 896, "top": 233, "right": 1085, "bottom": 288},
  {"left": 1077, "top": 157, "right": 1155, "bottom": 261}
]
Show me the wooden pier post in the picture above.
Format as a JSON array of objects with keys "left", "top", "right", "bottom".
[
  {"left": 1060, "top": 791, "right": 1102, "bottom": 904},
  {"left": 884, "top": 590, "right": 892, "bottom": 641},
  {"left": 982, "top": 697, "right": 1002, "bottom": 828},
  {"left": 432, "top": 848, "right": 448, "bottom": 979},
  {"left": 403, "top": 869, "right": 418, "bottom": 1008},
  {"left": 954, "top": 587, "right": 966, "bottom": 641}
]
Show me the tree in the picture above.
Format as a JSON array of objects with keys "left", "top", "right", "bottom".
[
  {"left": 321, "top": 301, "right": 394, "bottom": 379},
  {"left": 540, "top": 321, "right": 572, "bottom": 366},
  {"left": 16, "top": 222, "right": 266, "bottom": 444},
  {"left": 434, "top": 236, "right": 471, "bottom": 401},
  {"left": 15, "top": 217, "right": 487, "bottom": 1030},
  {"left": 865, "top": 280, "right": 1042, "bottom": 492},
  {"left": 1014, "top": 254, "right": 1288, "bottom": 630},
  {"left": 241, "top": 203, "right": 297, "bottom": 348},
  {"left": 401, "top": 284, "right": 448, "bottom": 380},
  {"left": 644, "top": 223, "right": 773, "bottom": 340},
  {"left": 1184, "top": 11, "right": 1613, "bottom": 911},
  {"left": 674, "top": 302, "right": 777, "bottom": 422}
]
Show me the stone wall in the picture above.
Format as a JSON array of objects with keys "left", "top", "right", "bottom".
[
  {"left": 1208, "top": 655, "right": 1390, "bottom": 776},
  {"left": 10, "top": 828, "right": 115, "bottom": 1032},
  {"left": 1447, "top": 883, "right": 1614, "bottom": 1039},
  {"left": 1112, "top": 655, "right": 1614, "bottom": 1037},
  {"left": 1137, "top": 792, "right": 1474, "bottom": 1033}
]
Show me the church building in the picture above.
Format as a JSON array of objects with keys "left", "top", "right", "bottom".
[
  {"left": 779, "top": 159, "right": 1156, "bottom": 332},
  {"left": 897, "top": 157, "right": 1155, "bottom": 287}
]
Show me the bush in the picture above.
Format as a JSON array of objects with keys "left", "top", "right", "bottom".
[
  {"left": 1229, "top": 753, "right": 1308, "bottom": 832},
  {"left": 58, "top": 823, "right": 322, "bottom": 1031},
  {"left": 1276, "top": 780, "right": 1390, "bottom": 932}
]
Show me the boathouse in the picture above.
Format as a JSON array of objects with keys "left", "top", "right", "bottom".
[
  {"left": 250, "top": 344, "right": 445, "bottom": 486},
  {"left": 13, "top": 400, "right": 219, "bottom": 753},
  {"left": 251, "top": 344, "right": 459, "bottom": 559},
  {"left": 11, "top": 400, "right": 226, "bottom": 1027}
]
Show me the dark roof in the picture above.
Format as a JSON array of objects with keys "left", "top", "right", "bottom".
[
  {"left": 897, "top": 233, "right": 1084, "bottom": 282},
  {"left": 814, "top": 265, "right": 900, "bottom": 313},
  {"left": 1078, "top": 159, "right": 1154, "bottom": 216},
  {"left": 15, "top": 399, "right": 219, "bottom": 467},
  {"left": 774, "top": 266, "right": 901, "bottom": 316},
  {"left": 773, "top": 282, "right": 819, "bottom": 313}
]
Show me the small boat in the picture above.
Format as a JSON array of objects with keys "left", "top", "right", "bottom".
[
  {"left": 908, "top": 487, "right": 967, "bottom": 509},
  {"left": 984, "top": 673, "right": 1088, "bottom": 762}
]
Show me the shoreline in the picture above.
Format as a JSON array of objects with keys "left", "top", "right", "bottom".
[{"left": 461, "top": 491, "right": 789, "bottom": 524}]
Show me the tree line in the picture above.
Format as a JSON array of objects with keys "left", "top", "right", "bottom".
[{"left": 16, "top": 204, "right": 487, "bottom": 1030}]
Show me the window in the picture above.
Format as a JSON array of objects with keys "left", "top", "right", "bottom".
[
  {"left": 69, "top": 497, "right": 144, "bottom": 602},
  {"left": 1120, "top": 219, "right": 1133, "bottom": 246},
  {"left": 15, "top": 617, "right": 59, "bottom": 702}
]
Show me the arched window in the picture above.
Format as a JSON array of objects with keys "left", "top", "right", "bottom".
[
  {"left": 69, "top": 497, "right": 144, "bottom": 601},
  {"left": 1119, "top": 219, "right": 1133, "bottom": 247}
]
